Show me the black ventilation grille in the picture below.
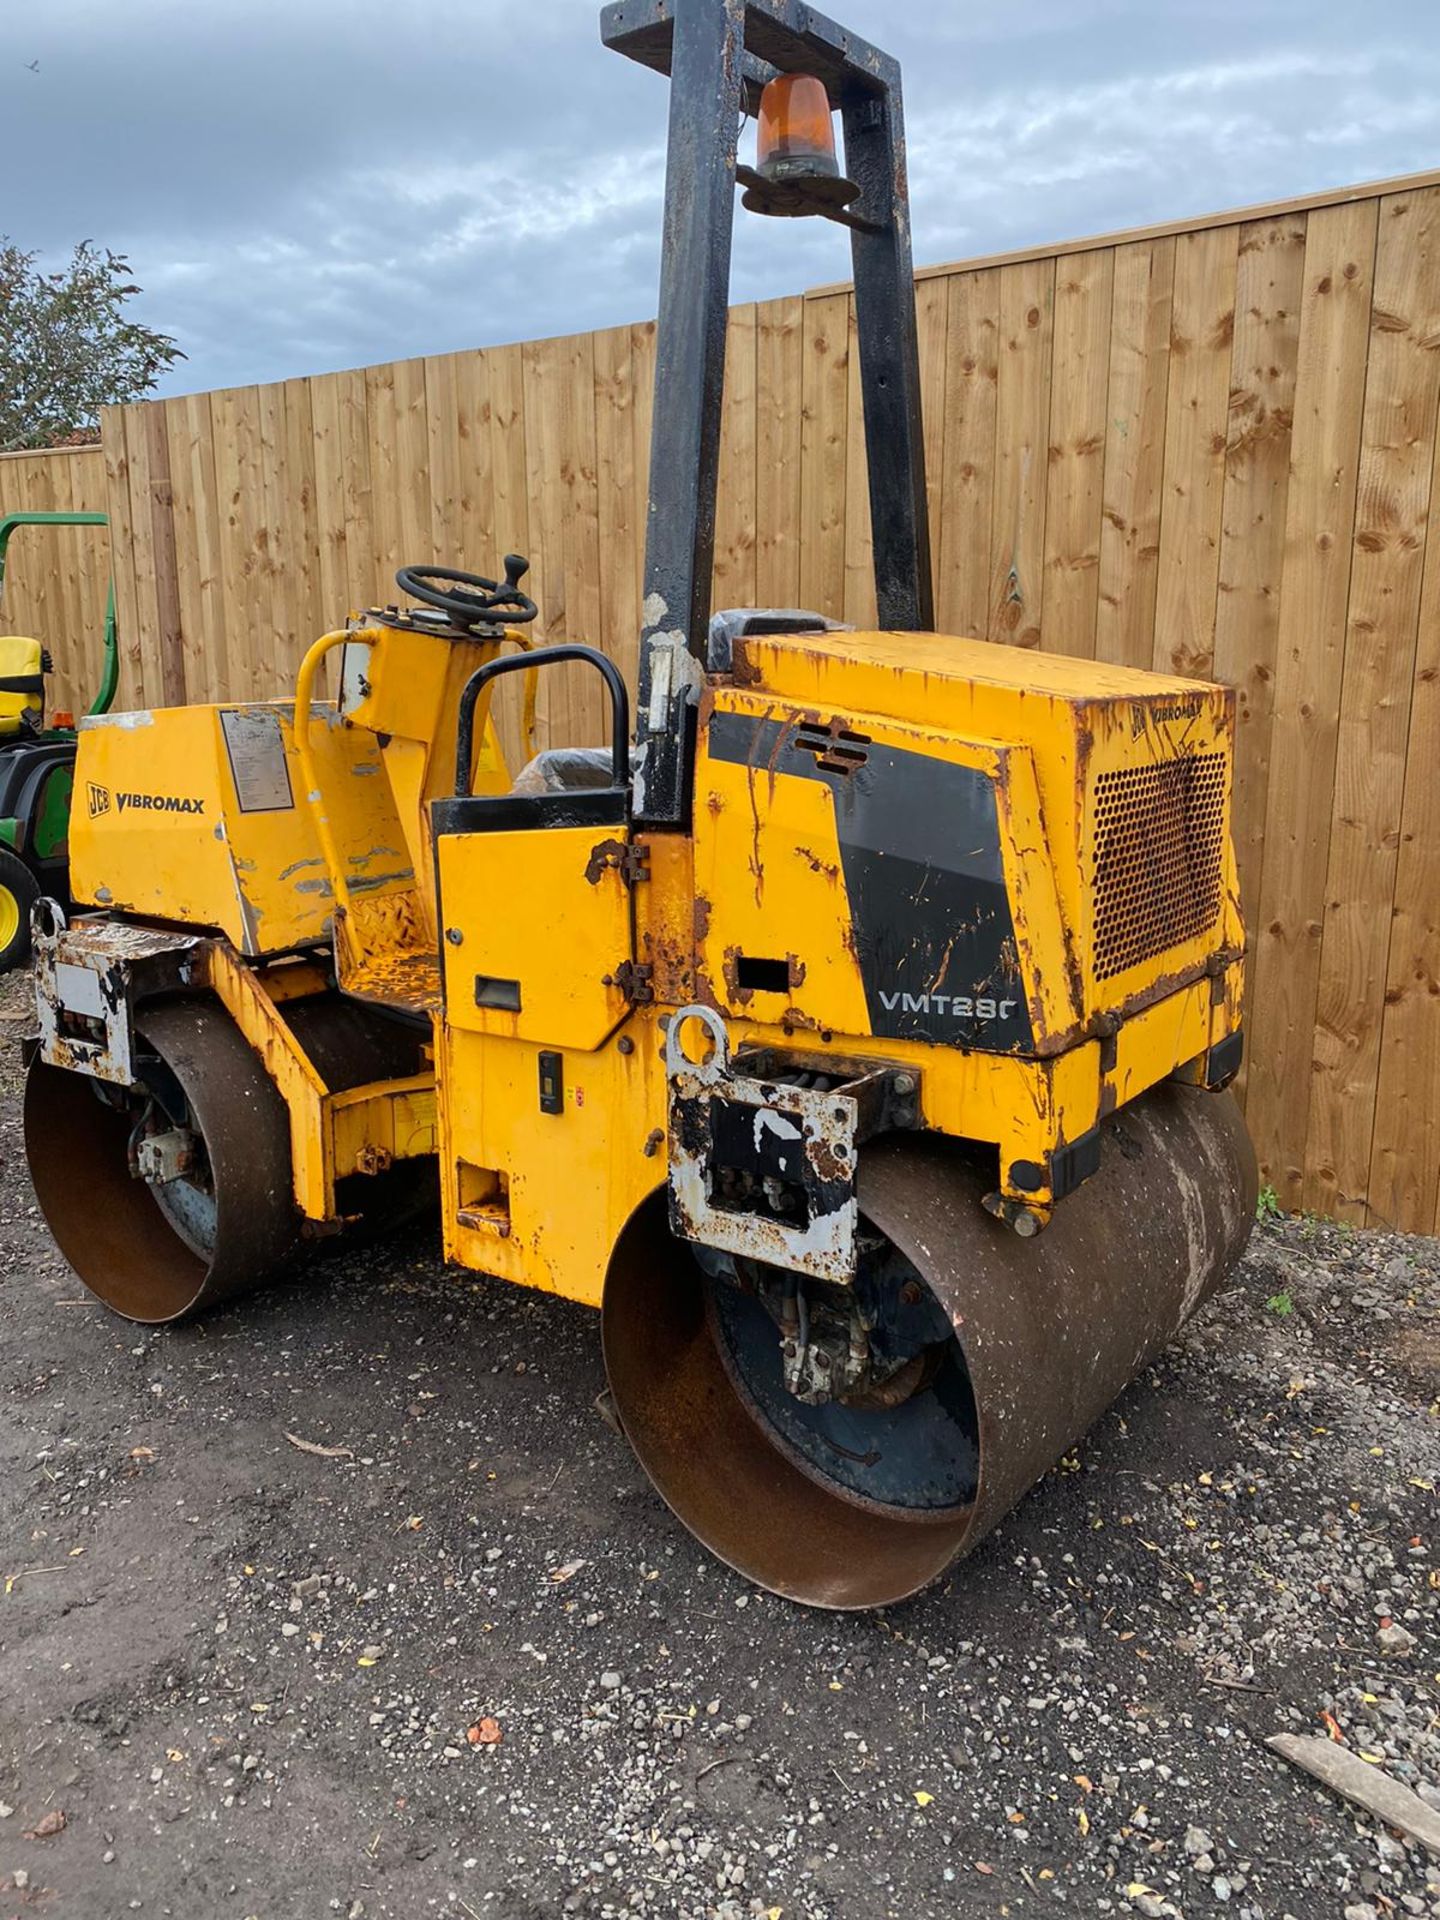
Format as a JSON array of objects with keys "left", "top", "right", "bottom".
[
  {"left": 1092, "top": 754, "right": 1227, "bottom": 981},
  {"left": 791, "top": 723, "right": 871, "bottom": 775}
]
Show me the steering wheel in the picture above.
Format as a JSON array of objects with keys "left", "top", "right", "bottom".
[{"left": 395, "top": 555, "right": 538, "bottom": 628}]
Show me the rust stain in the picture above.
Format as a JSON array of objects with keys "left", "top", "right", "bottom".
[
  {"left": 642, "top": 929, "right": 694, "bottom": 1006},
  {"left": 808, "top": 1138, "right": 849, "bottom": 1184},
  {"left": 585, "top": 837, "right": 628, "bottom": 885},
  {"left": 779, "top": 1007, "right": 833, "bottom": 1041},
  {"left": 745, "top": 765, "right": 765, "bottom": 909},
  {"left": 729, "top": 638, "right": 763, "bottom": 688},
  {"left": 796, "top": 845, "right": 840, "bottom": 881},
  {"left": 687, "top": 914, "right": 723, "bottom": 1006},
  {"left": 721, "top": 946, "right": 753, "bottom": 1007}
]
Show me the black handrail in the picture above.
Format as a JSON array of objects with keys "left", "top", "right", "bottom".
[{"left": 453, "top": 646, "right": 631, "bottom": 798}]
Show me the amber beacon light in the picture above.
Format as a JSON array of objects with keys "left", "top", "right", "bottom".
[
  {"left": 737, "top": 71, "right": 862, "bottom": 220},
  {"left": 757, "top": 73, "right": 838, "bottom": 179}
]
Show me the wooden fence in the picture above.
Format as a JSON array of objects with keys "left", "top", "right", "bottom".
[
  {"left": 8, "top": 166, "right": 1439, "bottom": 1233},
  {"left": 0, "top": 446, "right": 112, "bottom": 718}
]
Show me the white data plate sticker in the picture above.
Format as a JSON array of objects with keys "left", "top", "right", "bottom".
[
  {"left": 53, "top": 961, "right": 107, "bottom": 1019},
  {"left": 221, "top": 708, "right": 295, "bottom": 814}
]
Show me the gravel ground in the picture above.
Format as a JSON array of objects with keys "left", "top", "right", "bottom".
[{"left": 0, "top": 967, "right": 1437, "bottom": 1920}]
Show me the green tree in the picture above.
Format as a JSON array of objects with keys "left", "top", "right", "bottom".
[{"left": 0, "top": 239, "right": 183, "bottom": 452}]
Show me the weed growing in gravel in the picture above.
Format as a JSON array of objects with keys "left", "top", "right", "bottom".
[
  {"left": 1264, "top": 1289, "right": 1294, "bottom": 1316},
  {"left": 1256, "top": 1184, "right": 1283, "bottom": 1221}
]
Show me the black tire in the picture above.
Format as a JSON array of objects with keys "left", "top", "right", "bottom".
[{"left": 0, "top": 847, "right": 39, "bottom": 972}]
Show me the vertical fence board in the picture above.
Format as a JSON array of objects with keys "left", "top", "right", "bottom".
[
  {"left": 936, "top": 268, "right": 998, "bottom": 638},
  {"left": 1370, "top": 405, "right": 1440, "bottom": 1234},
  {"left": 210, "top": 386, "right": 271, "bottom": 703},
  {"left": 754, "top": 297, "right": 803, "bottom": 609},
  {"left": 715, "top": 303, "right": 759, "bottom": 618},
  {"left": 424, "top": 352, "right": 463, "bottom": 574},
  {"left": 487, "top": 342, "right": 533, "bottom": 768},
  {"left": 364, "top": 360, "right": 402, "bottom": 592},
  {"left": 17, "top": 455, "right": 61, "bottom": 670},
  {"left": 165, "top": 394, "right": 226, "bottom": 703},
  {"left": 121, "top": 407, "right": 165, "bottom": 707},
  {"left": 594, "top": 325, "right": 641, "bottom": 677},
  {"left": 277, "top": 379, "right": 321, "bottom": 671},
  {"left": 26, "top": 459, "right": 70, "bottom": 712},
  {"left": 798, "top": 290, "right": 849, "bottom": 620},
  {"left": 1244, "top": 199, "right": 1379, "bottom": 1202},
  {"left": 916, "top": 275, "right": 950, "bottom": 585},
  {"left": 74, "top": 452, "right": 115, "bottom": 709},
  {"left": 255, "top": 381, "right": 294, "bottom": 685},
  {"left": 1212, "top": 217, "right": 1307, "bottom": 1018},
  {"left": 16, "top": 456, "right": 70, "bottom": 710},
  {"left": 454, "top": 351, "right": 497, "bottom": 587},
  {"left": 310, "top": 366, "right": 373, "bottom": 624},
  {"left": 1307, "top": 187, "right": 1440, "bottom": 1220},
  {"left": 46, "top": 459, "right": 87, "bottom": 707},
  {"left": 1153, "top": 227, "right": 1240, "bottom": 677},
  {"left": 487, "top": 343, "right": 531, "bottom": 581},
  {"left": 97, "top": 414, "right": 147, "bottom": 708},
  {"left": 563, "top": 329, "right": 605, "bottom": 745},
  {"left": 990, "top": 258, "right": 1054, "bottom": 647},
  {"left": 1044, "top": 250, "right": 1114, "bottom": 658},
  {"left": 521, "top": 335, "right": 571, "bottom": 749},
  {"left": 1096, "top": 238, "right": 1174, "bottom": 668},
  {"left": 842, "top": 296, "right": 878, "bottom": 629}
]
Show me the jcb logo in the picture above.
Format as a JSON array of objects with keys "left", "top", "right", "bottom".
[{"left": 87, "top": 783, "right": 111, "bottom": 818}]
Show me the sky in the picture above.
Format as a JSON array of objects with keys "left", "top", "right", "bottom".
[{"left": 3, "top": 0, "right": 1438, "bottom": 400}]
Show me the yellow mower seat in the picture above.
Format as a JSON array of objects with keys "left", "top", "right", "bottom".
[{"left": 0, "top": 636, "right": 45, "bottom": 738}]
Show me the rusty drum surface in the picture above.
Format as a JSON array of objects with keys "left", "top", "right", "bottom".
[
  {"left": 25, "top": 991, "right": 435, "bottom": 1326},
  {"left": 602, "top": 1082, "right": 1257, "bottom": 1610},
  {"left": 25, "top": 998, "right": 301, "bottom": 1325}
]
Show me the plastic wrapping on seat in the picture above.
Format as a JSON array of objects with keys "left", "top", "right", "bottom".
[{"left": 510, "top": 747, "right": 629, "bottom": 797}]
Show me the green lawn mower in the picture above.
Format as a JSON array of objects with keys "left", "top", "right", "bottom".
[{"left": 0, "top": 511, "right": 118, "bottom": 970}]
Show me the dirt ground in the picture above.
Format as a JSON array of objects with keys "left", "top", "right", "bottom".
[{"left": 0, "top": 967, "right": 1437, "bottom": 1920}]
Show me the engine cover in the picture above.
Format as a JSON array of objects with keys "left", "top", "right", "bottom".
[
  {"left": 69, "top": 701, "right": 415, "bottom": 956},
  {"left": 692, "top": 625, "right": 1243, "bottom": 1061}
]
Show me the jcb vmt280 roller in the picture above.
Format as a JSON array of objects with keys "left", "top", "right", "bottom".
[{"left": 24, "top": 0, "right": 1256, "bottom": 1609}]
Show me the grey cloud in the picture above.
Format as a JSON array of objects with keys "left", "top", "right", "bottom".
[{"left": 2, "top": 0, "right": 1437, "bottom": 396}]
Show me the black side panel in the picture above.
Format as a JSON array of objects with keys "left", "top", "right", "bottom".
[
  {"left": 0, "top": 740, "right": 76, "bottom": 866},
  {"left": 708, "top": 712, "right": 1032, "bottom": 1054},
  {"left": 0, "top": 739, "right": 73, "bottom": 814},
  {"left": 430, "top": 789, "right": 627, "bottom": 838}
]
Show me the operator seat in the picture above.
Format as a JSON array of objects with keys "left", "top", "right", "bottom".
[
  {"left": 510, "top": 746, "right": 637, "bottom": 796},
  {"left": 0, "top": 637, "right": 47, "bottom": 740}
]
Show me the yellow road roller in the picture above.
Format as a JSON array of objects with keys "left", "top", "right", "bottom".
[{"left": 23, "top": 0, "right": 1256, "bottom": 1609}]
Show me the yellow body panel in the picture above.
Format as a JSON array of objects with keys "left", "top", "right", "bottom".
[
  {"left": 206, "top": 944, "right": 436, "bottom": 1219},
  {"left": 62, "top": 612, "right": 1246, "bottom": 1281},
  {"left": 692, "top": 688, "right": 1088, "bottom": 1047},
  {"left": 742, "top": 624, "right": 1214, "bottom": 710},
  {"left": 732, "top": 627, "right": 1243, "bottom": 1021},
  {"left": 430, "top": 980, "right": 1223, "bottom": 1303},
  {"left": 289, "top": 621, "right": 515, "bottom": 1009},
  {"left": 340, "top": 623, "right": 513, "bottom": 939},
  {"left": 437, "top": 824, "right": 632, "bottom": 1050},
  {"left": 70, "top": 701, "right": 415, "bottom": 956},
  {"left": 439, "top": 1022, "right": 667, "bottom": 1305}
]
